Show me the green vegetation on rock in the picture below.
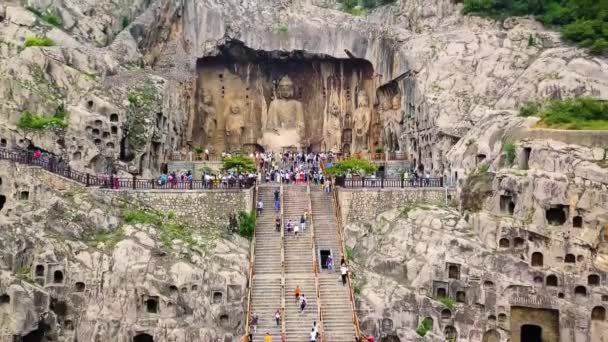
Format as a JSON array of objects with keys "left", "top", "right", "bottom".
[
  {"left": 18, "top": 106, "right": 68, "bottom": 131},
  {"left": 122, "top": 16, "right": 130, "bottom": 29},
  {"left": 238, "top": 211, "right": 256, "bottom": 239},
  {"left": 24, "top": 36, "right": 55, "bottom": 47},
  {"left": 42, "top": 13, "right": 63, "bottom": 27},
  {"left": 519, "top": 97, "right": 608, "bottom": 130},
  {"left": 16, "top": 266, "right": 34, "bottom": 283},
  {"left": 502, "top": 143, "right": 516, "bottom": 166},
  {"left": 439, "top": 296, "right": 456, "bottom": 310},
  {"left": 463, "top": 0, "right": 608, "bottom": 54},
  {"left": 83, "top": 228, "right": 124, "bottom": 249},
  {"left": 325, "top": 158, "right": 377, "bottom": 176},
  {"left": 416, "top": 317, "right": 433, "bottom": 337},
  {"left": 125, "top": 84, "right": 161, "bottom": 155},
  {"left": 221, "top": 155, "right": 257, "bottom": 174},
  {"left": 338, "top": 0, "right": 396, "bottom": 15}
]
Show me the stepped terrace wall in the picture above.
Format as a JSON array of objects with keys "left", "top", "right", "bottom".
[
  {"left": 337, "top": 187, "right": 456, "bottom": 223},
  {"left": 102, "top": 188, "right": 254, "bottom": 227}
]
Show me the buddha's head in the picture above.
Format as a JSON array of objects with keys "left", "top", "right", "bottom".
[
  {"left": 230, "top": 103, "right": 240, "bottom": 115},
  {"left": 203, "top": 92, "right": 213, "bottom": 105},
  {"left": 330, "top": 103, "right": 340, "bottom": 116},
  {"left": 392, "top": 95, "right": 401, "bottom": 110},
  {"left": 357, "top": 91, "right": 369, "bottom": 108},
  {"left": 277, "top": 76, "right": 294, "bottom": 99}
]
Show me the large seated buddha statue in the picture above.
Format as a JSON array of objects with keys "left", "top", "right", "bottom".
[{"left": 263, "top": 75, "right": 305, "bottom": 150}]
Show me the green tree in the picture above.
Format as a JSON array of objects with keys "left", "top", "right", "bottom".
[
  {"left": 502, "top": 143, "right": 516, "bottom": 166},
  {"left": 325, "top": 158, "right": 377, "bottom": 176},
  {"left": 238, "top": 211, "right": 256, "bottom": 239},
  {"left": 221, "top": 155, "right": 257, "bottom": 174}
]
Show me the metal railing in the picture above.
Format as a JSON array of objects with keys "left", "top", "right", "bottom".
[
  {"left": 0, "top": 149, "right": 256, "bottom": 190},
  {"left": 331, "top": 189, "right": 364, "bottom": 341},
  {"left": 336, "top": 176, "right": 444, "bottom": 188},
  {"left": 280, "top": 181, "right": 287, "bottom": 342}
]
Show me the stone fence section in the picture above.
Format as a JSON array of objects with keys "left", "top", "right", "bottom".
[
  {"left": 337, "top": 188, "right": 456, "bottom": 223},
  {"left": 105, "top": 188, "right": 254, "bottom": 227}
]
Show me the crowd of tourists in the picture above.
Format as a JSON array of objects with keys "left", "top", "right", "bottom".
[{"left": 256, "top": 150, "right": 335, "bottom": 191}]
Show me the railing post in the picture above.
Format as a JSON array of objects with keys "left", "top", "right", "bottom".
[
  {"left": 86, "top": 173, "right": 90, "bottom": 187},
  {"left": 401, "top": 176, "right": 404, "bottom": 188},
  {"left": 189, "top": 179, "right": 193, "bottom": 190},
  {"left": 132, "top": 174, "right": 137, "bottom": 190},
  {"left": 440, "top": 177, "right": 444, "bottom": 187},
  {"left": 361, "top": 177, "right": 365, "bottom": 188},
  {"left": 381, "top": 175, "right": 384, "bottom": 188}
]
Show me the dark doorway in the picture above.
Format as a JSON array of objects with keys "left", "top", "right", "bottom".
[
  {"left": 35, "top": 265, "right": 44, "bottom": 277},
  {"left": 520, "top": 324, "right": 542, "bottom": 342},
  {"left": 134, "top": 333, "right": 154, "bottom": 342},
  {"left": 546, "top": 206, "right": 567, "bottom": 225},
  {"left": 377, "top": 166, "right": 385, "bottom": 178},
  {"left": 0, "top": 195, "right": 5, "bottom": 211},
  {"left": 522, "top": 147, "right": 531, "bottom": 170},
  {"left": 320, "top": 250, "right": 331, "bottom": 270},
  {"left": 53, "top": 270, "right": 64, "bottom": 284},
  {"left": 573, "top": 215, "right": 583, "bottom": 228}
]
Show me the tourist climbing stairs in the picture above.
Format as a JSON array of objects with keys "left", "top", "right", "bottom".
[
  {"left": 283, "top": 186, "right": 320, "bottom": 341},
  {"left": 248, "top": 185, "right": 283, "bottom": 342},
  {"left": 310, "top": 189, "right": 359, "bottom": 341}
]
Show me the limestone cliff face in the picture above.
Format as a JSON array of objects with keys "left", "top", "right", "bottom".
[{"left": 0, "top": 161, "right": 249, "bottom": 341}]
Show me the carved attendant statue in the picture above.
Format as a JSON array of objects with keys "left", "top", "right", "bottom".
[
  {"left": 225, "top": 103, "right": 245, "bottom": 152},
  {"left": 202, "top": 93, "right": 217, "bottom": 147},
  {"left": 263, "top": 75, "right": 305, "bottom": 150},
  {"left": 352, "top": 91, "right": 372, "bottom": 152},
  {"left": 323, "top": 103, "right": 342, "bottom": 153},
  {"left": 382, "top": 95, "right": 403, "bottom": 151}
]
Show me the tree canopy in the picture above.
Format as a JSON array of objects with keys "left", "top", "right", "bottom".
[
  {"left": 221, "top": 155, "right": 257, "bottom": 174},
  {"left": 325, "top": 158, "right": 377, "bottom": 176}
]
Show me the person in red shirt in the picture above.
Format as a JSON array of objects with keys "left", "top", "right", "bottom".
[{"left": 367, "top": 335, "right": 374, "bottom": 342}]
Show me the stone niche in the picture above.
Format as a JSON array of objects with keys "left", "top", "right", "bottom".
[
  {"left": 189, "top": 41, "right": 376, "bottom": 154},
  {"left": 510, "top": 306, "right": 559, "bottom": 342}
]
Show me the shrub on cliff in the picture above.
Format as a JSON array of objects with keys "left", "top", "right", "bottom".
[
  {"left": 520, "top": 97, "right": 608, "bottom": 130},
  {"left": 24, "top": 36, "right": 55, "bottom": 47},
  {"left": 238, "top": 211, "right": 256, "bottom": 239},
  {"left": 18, "top": 107, "right": 67, "bottom": 131}
]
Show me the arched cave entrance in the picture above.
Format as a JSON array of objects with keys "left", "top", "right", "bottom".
[
  {"left": 592, "top": 306, "right": 606, "bottom": 321},
  {"left": 0, "top": 195, "right": 5, "bottom": 212},
  {"left": 134, "top": 333, "right": 154, "bottom": 342},
  {"left": 482, "top": 329, "right": 500, "bottom": 342},
  {"left": 521, "top": 324, "right": 542, "bottom": 342},
  {"left": 531, "top": 252, "right": 543, "bottom": 267}
]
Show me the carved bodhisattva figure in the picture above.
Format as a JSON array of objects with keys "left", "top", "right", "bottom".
[
  {"left": 225, "top": 103, "right": 245, "bottom": 152},
  {"left": 382, "top": 95, "right": 403, "bottom": 151},
  {"left": 202, "top": 93, "right": 217, "bottom": 147},
  {"left": 353, "top": 91, "right": 372, "bottom": 152},
  {"left": 323, "top": 103, "right": 342, "bottom": 152},
  {"left": 264, "top": 75, "right": 305, "bottom": 150}
]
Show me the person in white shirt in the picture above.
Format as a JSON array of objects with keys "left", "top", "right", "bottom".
[
  {"left": 309, "top": 328, "right": 317, "bottom": 342},
  {"left": 341, "top": 264, "right": 348, "bottom": 286}
]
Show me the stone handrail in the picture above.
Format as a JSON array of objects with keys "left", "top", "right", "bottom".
[
  {"left": 337, "top": 176, "right": 444, "bottom": 188},
  {"left": 244, "top": 183, "right": 258, "bottom": 340},
  {"left": 0, "top": 148, "right": 256, "bottom": 190},
  {"left": 332, "top": 188, "right": 363, "bottom": 340},
  {"left": 307, "top": 184, "right": 326, "bottom": 342}
]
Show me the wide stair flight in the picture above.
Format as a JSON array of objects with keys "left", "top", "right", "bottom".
[
  {"left": 249, "top": 185, "right": 283, "bottom": 342},
  {"left": 310, "top": 189, "right": 358, "bottom": 341}
]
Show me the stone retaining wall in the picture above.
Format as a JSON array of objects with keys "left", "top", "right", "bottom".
[
  {"left": 337, "top": 187, "right": 456, "bottom": 223},
  {"left": 104, "top": 188, "right": 254, "bottom": 227}
]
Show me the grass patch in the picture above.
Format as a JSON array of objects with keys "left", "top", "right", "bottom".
[
  {"left": 478, "top": 163, "right": 490, "bottom": 174},
  {"left": 345, "top": 245, "right": 355, "bottom": 261},
  {"left": 24, "top": 36, "right": 55, "bottom": 47},
  {"left": 465, "top": 138, "right": 476, "bottom": 146},
  {"left": 520, "top": 97, "right": 608, "bottom": 130},
  {"left": 122, "top": 16, "right": 130, "bottom": 29},
  {"left": 439, "top": 296, "right": 455, "bottom": 310},
  {"left": 462, "top": 0, "right": 608, "bottom": 55},
  {"left": 18, "top": 106, "right": 68, "bottom": 131},
  {"left": 16, "top": 266, "right": 34, "bottom": 284},
  {"left": 122, "top": 209, "right": 163, "bottom": 225},
  {"left": 42, "top": 13, "right": 63, "bottom": 27},
  {"left": 83, "top": 228, "right": 124, "bottom": 249},
  {"left": 502, "top": 143, "right": 516, "bottom": 166},
  {"left": 416, "top": 317, "right": 432, "bottom": 337},
  {"left": 238, "top": 211, "right": 256, "bottom": 239},
  {"left": 338, "top": 0, "right": 396, "bottom": 15},
  {"left": 275, "top": 23, "right": 288, "bottom": 34}
]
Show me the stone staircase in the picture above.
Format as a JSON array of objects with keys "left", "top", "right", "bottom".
[
  {"left": 250, "top": 186, "right": 283, "bottom": 342},
  {"left": 310, "top": 190, "right": 358, "bottom": 341},
  {"left": 283, "top": 187, "right": 318, "bottom": 341}
]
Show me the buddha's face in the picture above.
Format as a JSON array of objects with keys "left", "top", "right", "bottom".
[
  {"left": 203, "top": 93, "right": 213, "bottom": 105},
  {"left": 392, "top": 96, "right": 401, "bottom": 110},
  {"left": 330, "top": 104, "right": 340, "bottom": 116},
  {"left": 381, "top": 98, "right": 391, "bottom": 111},
  {"left": 357, "top": 93, "right": 369, "bottom": 108},
  {"left": 230, "top": 105, "right": 240, "bottom": 114},
  {"left": 277, "top": 77, "right": 294, "bottom": 99}
]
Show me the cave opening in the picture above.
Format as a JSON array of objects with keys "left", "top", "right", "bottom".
[
  {"left": 520, "top": 324, "right": 542, "bottom": 342},
  {"left": 145, "top": 298, "right": 158, "bottom": 313},
  {"left": 134, "top": 333, "right": 154, "bottom": 342},
  {"left": 192, "top": 40, "right": 376, "bottom": 154},
  {"left": 499, "top": 238, "right": 510, "bottom": 248},
  {"left": 49, "top": 298, "right": 68, "bottom": 316},
  {"left": 531, "top": 252, "right": 543, "bottom": 267},
  {"left": 588, "top": 274, "right": 600, "bottom": 286},
  {"left": 521, "top": 147, "right": 532, "bottom": 170},
  {"left": 35, "top": 265, "right": 44, "bottom": 277},
  {"left": 545, "top": 205, "right": 568, "bottom": 226},
  {"left": 592, "top": 306, "right": 606, "bottom": 321},
  {"left": 546, "top": 275, "right": 558, "bottom": 286},
  {"left": 456, "top": 291, "right": 466, "bottom": 303},
  {"left": 500, "top": 195, "right": 515, "bottom": 215},
  {"left": 75, "top": 282, "right": 85, "bottom": 292},
  {"left": 20, "top": 191, "right": 29, "bottom": 201},
  {"left": 319, "top": 249, "right": 331, "bottom": 270},
  {"left": 573, "top": 215, "right": 583, "bottom": 228},
  {"left": 0, "top": 195, "right": 5, "bottom": 212},
  {"left": 447, "top": 264, "right": 460, "bottom": 279},
  {"left": 53, "top": 270, "right": 63, "bottom": 284},
  {"left": 564, "top": 254, "right": 575, "bottom": 263},
  {"left": 574, "top": 286, "right": 587, "bottom": 296},
  {"left": 0, "top": 294, "right": 9, "bottom": 305},
  {"left": 213, "top": 291, "right": 223, "bottom": 304}
]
